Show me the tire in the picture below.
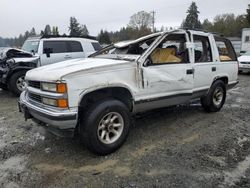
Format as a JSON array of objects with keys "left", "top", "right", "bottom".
[
  {"left": 201, "top": 80, "right": 226, "bottom": 112},
  {"left": 8, "top": 71, "right": 27, "bottom": 96},
  {"left": 0, "top": 83, "right": 8, "bottom": 91},
  {"left": 79, "top": 99, "right": 131, "bottom": 155}
]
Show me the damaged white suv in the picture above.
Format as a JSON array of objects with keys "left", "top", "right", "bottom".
[{"left": 19, "top": 30, "right": 238, "bottom": 155}]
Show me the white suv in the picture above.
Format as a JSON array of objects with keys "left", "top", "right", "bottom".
[
  {"left": 19, "top": 30, "right": 238, "bottom": 155},
  {"left": 22, "top": 36, "right": 102, "bottom": 66},
  {"left": 0, "top": 36, "right": 101, "bottom": 96}
]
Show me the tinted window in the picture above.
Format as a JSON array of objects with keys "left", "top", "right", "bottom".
[
  {"left": 43, "top": 41, "right": 68, "bottom": 53},
  {"left": 245, "top": 36, "right": 250, "bottom": 42},
  {"left": 69, "top": 41, "right": 83, "bottom": 52},
  {"left": 215, "top": 37, "right": 237, "bottom": 62},
  {"left": 193, "top": 35, "right": 212, "bottom": 63},
  {"left": 92, "top": 42, "right": 102, "bottom": 51}
]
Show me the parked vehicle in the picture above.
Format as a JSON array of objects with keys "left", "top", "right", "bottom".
[
  {"left": 238, "top": 51, "right": 250, "bottom": 73},
  {"left": 19, "top": 30, "right": 238, "bottom": 155},
  {"left": 0, "top": 36, "right": 101, "bottom": 96},
  {"left": 240, "top": 28, "right": 250, "bottom": 55},
  {"left": 0, "top": 48, "right": 39, "bottom": 93}
]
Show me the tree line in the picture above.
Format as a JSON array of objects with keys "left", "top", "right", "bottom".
[{"left": 1, "top": 2, "right": 250, "bottom": 47}]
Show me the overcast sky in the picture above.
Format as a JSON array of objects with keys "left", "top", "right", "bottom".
[{"left": 0, "top": 0, "right": 249, "bottom": 38}]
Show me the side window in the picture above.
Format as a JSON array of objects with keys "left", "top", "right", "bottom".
[
  {"left": 68, "top": 41, "right": 83, "bottom": 52},
  {"left": 245, "top": 36, "right": 250, "bottom": 43},
  {"left": 193, "top": 35, "right": 212, "bottom": 63},
  {"left": 91, "top": 42, "right": 102, "bottom": 51},
  {"left": 215, "top": 37, "right": 237, "bottom": 62},
  {"left": 149, "top": 34, "right": 188, "bottom": 65},
  {"left": 43, "top": 41, "right": 68, "bottom": 54}
]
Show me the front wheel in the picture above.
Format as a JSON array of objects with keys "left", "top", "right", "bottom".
[
  {"left": 0, "top": 83, "right": 8, "bottom": 91},
  {"left": 8, "top": 71, "right": 27, "bottom": 96},
  {"left": 201, "top": 80, "right": 226, "bottom": 112},
  {"left": 79, "top": 99, "right": 131, "bottom": 155}
]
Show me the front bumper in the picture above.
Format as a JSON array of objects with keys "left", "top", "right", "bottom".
[
  {"left": 19, "top": 91, "right": 78, "bottom": 136},
  {"left": 239, "top": 64, "right": 250, "bottom": 71}
]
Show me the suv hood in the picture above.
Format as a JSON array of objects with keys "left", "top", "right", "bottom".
[
  {"left": 25, "top": 58, "right": 132, "bottom": 81},
  {"left": 238, "top": 55, "right": 250, "bottom": 62}
]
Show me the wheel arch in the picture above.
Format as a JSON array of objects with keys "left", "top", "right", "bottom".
[
  {"left": 212, "top": 75, "right": 228, "bottom": 85},
  {"left": 6, "top": 67, "right": 33, "bottom": 81},
  {"left": 78, "top": 86, "right": 135, "bottom": 112}
]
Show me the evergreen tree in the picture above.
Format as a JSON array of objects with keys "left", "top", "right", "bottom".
[
  {"left": 69, "top": 17, "right": 81, "bottom": 36},
  {"left": 98, "top": 29, "right": 111, "bottom": 44},
  {"left": 246, "top": 4, "right": 250, "bottom": 26},
  {"left": 44, "top": 25, "right": 51, "bottom": 35},
  {"left": 30, "top": 27, "right": 36, "bottom": 36},
  {"left": 52, "top": 26, "right": 59, "bottom": 36},
  {"left": 181, "top": 2, "right": 202, "bottom": 29},
  {"left": 80, "top": 24, "right": 89, "bottom": 36}
]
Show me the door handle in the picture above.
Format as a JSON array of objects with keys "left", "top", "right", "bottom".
[
  {"left": 64, "top": 55, "right": 72, "bottom": 59},
  {"left": 212, "top": 67, "right": 216, "bottom": 72},
  {"left": 186, "top": 69, "right": 194, "bottom": 75}
]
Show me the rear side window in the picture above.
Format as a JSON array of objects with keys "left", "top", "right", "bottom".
[
  {"left": 68, "top": 41, "right": 83, "bottom": 52},
  {"left": 43, "top": 41, "right": 68, "bottom": 53},
  {"left": 92, "top": 42, "right": 102, "bottom": 51},
  {"left": 193, "top": 35, "right": 212, "bottom": 63},
  {"left": 215, "top": 37, "right": 237, "bottom": 62}
]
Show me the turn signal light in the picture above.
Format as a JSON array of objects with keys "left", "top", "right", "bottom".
[
  {"left": 57, "top": 99, "right": 68, "bottom": 108},
  {"left": 57, "top": 83, "right": 67, "bottom": 93}
]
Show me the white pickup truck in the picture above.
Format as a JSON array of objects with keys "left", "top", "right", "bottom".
[{"left": 19, "top": 30, "right": 238, "bottom": 155}]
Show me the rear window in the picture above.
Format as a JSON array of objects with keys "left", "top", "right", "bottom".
[
  {"left": 43, "top": 41, "right": 68, "bottom": 53},
  {"left": 92, "top": 42, "right": 102, "bottom": 51},
  {"left": 215, "top": 37, "right": 237, "bottom": 62},
  {"left": 68, "top": 41, "right": 83, "bottom": 52}
]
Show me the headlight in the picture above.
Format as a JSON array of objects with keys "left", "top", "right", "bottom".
[
  {"left": 42, "top": 97, "right": 68, "bottom": 108},
  {"left": 41, "top": 82, "right": 67, "bottom": 93}
]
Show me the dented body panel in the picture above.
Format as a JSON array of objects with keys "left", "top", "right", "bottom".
[{"left": 19, "top": 30, "right": 239, "bottom": 132}]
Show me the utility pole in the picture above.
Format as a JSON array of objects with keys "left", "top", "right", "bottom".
[{"left": 151, "top": 11, "right": 156, "bottom": 32}]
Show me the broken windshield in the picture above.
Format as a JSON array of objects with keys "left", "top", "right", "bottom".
[
  {"left": 22, "top": 40, "right": 39, "bottom": 54},
  {"left": 90, "top": 34, "right": 161, "bottom": 60}
]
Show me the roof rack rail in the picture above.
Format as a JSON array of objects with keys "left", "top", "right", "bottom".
[
  {"left": 180, "top": 27, "right": 208, "bottom": 32},
  {"left": 41, "top": 34, "right": 97, "bottom": 40}
]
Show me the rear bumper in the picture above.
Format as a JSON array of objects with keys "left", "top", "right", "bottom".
[{"left": 19, "top": 91, "right": 78, "bottom": 136}]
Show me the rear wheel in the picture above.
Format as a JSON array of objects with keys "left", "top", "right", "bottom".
[
  {"left": 201, "top": 80, "right": 226, "bottom": 112},
  {"left": 79, "top": 99, "right": 131, "bottom": 155},
  {"left": 9, "top": 71, "right": 27, "bottom": 96}
]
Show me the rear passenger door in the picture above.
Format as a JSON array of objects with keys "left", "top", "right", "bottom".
[
  {"left": 67, "top": 41, "right": 85, "bottom": 60},
  {"left": 40, "top": 41, "right": 70, "bottom": 66},
  {"left": 192, "top": 34, "right": 214, "bottom": 95},
  {"left": 40, "top": 40, "right": 84, "bottom": 66}
]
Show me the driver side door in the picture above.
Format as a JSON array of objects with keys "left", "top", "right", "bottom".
[{"left": 135, "top": 33, "right": 194, "bottom": 111}]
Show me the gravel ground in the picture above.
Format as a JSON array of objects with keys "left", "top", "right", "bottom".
[{"left": 0, "top": 74, "right": 250, "bottom": 188}]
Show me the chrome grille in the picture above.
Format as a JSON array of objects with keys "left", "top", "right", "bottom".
[
  {"left": 28, "top": 81, "right": 41, "bottom": 89},
  {"left": 28, "top": 92, "right": 42, "bottom": 103}
]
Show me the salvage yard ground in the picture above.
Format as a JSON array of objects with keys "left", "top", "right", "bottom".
[{"left": 0, "top": 74, "right": 250, "bottom": 188}]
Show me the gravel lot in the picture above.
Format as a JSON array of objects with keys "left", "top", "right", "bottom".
[{"left": 0, "top": 74, "right": 250, "bottom": 188}]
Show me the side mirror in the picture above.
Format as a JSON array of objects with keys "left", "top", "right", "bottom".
[
  {"left": 143, "top": 58, "right": 151, "bottom": 67},
  {"left": 43, "top": 48, "right": 52, "bottom": 58}
]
